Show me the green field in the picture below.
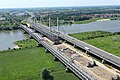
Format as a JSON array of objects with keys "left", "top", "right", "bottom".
[
  {"left": 70, "top": 31, "right": 120, "bottom": 57},
  {"left": 14, "top": 39, "right": 38, "bottom": 48},
  {"left": 0, "top": 39, "right": 79, "bottom": 80},
  {"left": 69, "top": 31, "right": 115, "bottom": 40}
]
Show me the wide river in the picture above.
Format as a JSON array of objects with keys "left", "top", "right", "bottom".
[
  {"left": 1, "top": 20, "right": 120, "bottom": 51},
  {"left": 0, "top": 30, "right": 27, "bottom": 51},
  {"left": 52, "top": 20, "right": 120, "bottom": 34}
]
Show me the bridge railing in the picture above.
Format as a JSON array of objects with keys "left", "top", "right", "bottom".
[
  {"left": 32, "top": 33, "right": 97, "bottom": 80},
  {"left": 21, "top": 25, "right": 97, "bottom": 80},
  {"left": 31, "top": 23, "right": 120, "bottom": 68}
]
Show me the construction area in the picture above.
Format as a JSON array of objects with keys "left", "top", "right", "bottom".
[
  {"left": 25, "top": 15, "right": 120, "bottom": 80},
  {"left": 43, "top": 36, "right": 120, "bottom": 80}
]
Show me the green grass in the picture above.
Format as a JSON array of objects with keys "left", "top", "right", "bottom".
[
  {"left": 0, "top": 39, "right": 79, "bottom": 80},
  {"left": 69, "top": 31, "right": 114, "bottom": 40},
  {"left": 73, "top": 18, "right": 102, "bottom": 24},
  {"left": 70, "top": 32, "right": 120, "bottom": 57},
  {"left": 14, "top": 39, "right": 38, "bottom": 48},
  {"left": 84, "top": 35, "right": 120, "bottom": 57}
]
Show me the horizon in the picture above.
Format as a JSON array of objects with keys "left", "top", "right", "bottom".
[
  {"left": 0, "top": 5, "right": 120, "bottom": 9},
  {"left": 0, "top": 0, "right": 120, "bottom": 9}
]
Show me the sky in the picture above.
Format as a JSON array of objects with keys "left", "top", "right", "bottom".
[{"left": 0, "top": 0, "right": 120, "bottom": 8}]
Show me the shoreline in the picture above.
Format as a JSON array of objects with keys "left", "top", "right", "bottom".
[
  {"left": 12, "top": 45, "right": 20, "bottom": 49},
  {"left": 96, "top": 19, "right": 111, "bottom": 22}
]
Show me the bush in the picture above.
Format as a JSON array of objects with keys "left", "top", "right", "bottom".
[{"left": 41, "top": 68, "right": 54, "bottom": 80}]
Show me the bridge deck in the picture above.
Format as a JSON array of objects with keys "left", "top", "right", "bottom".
[
  {"left": 31, "top": 23, "right": 120, "bottom": 68},
  {"left": 21, "top": 25, "right": 97, "bottom": 80}
]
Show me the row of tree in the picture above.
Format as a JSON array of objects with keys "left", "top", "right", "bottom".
[
  {"left": 41, "top": 69, "right": 54, "bottom": 80},
  {"left": 0, "top": 13, "right": 29, "bottom": 31}
]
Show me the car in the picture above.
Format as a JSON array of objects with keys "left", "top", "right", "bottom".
[{"left": 85, "top": 47, "right": 90, "bottom": 51}]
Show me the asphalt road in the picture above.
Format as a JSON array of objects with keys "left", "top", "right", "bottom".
[
  {"left": 31, "top": 23, "right": 120, "bottom": 68},
  {"left": 21, "top": 25, "right": 96, "bottom": 80},
  {"left": 26, "top": 12, "right": 120, "bottom": 68}
]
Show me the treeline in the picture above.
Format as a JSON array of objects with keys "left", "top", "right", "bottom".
[
  {"left": 36, "top": 12, "right": 91, "bottom": 26},
  {"left": 34, "top": 6, "right": 120, "bottom": 26},
  {"left": 42, "top": 13, "right": 91, "bottom": 21},
  {"left": 69, "top": 31, "right": 118, "bottom": 41},
  {"left": 0, "top": 13, "right": 29, "bottom": 31},
  {"left": 35, "top": 14, "right": 91, "bottom": 26},
  {"left": 0, "top": 22, "right": 20, "bottom": 30}
]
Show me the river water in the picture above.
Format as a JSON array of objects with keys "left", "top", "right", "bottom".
[
  {"left": 1, "top": 20, "right": 120, "bottom": 51},
  {"left": 52, "top": 20, "right": 120, "bottom": 34},
  {"left": 0, "top": 30, "right": 27, "bottom": 51}
]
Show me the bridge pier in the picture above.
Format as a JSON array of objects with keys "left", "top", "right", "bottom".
[
  {"left": 85, "top": 50, "right": 88, "bottom": 54},
  {"left": 64, "top": 40, "right": 67, "bottom": 43},
  {"left": 37, "top": 44, "right": 43, "bottom": 47},
  {"left": 65, "top": 67, "right": 71, "bottom": 72},
  {"left": 54, "top": 57, "right": 59, "bottom": 61},
  {"left": 35, "top": 30, "right": 39, "bottom": 33},
  {"left": 73, "top": 44, "right": 77, "bottom": 48},
  {"left": 41, "top": 34, "right": 44, "bottom": 37},
  {"left": 102, "top": 59, "right": 105, "bottom": 64},
  {"left": 24, "top": 31, "right": 27, "bottom": 34},
  {"left": 45, "top": 48, "right": 49, "bottom": 53},
  {"left": 29, "top": 35, "right": 33, "bottom": 39}
]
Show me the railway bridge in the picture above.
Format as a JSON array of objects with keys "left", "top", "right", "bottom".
[
  {"left": 21, "top": 25, "right": 97, "bottom": 80},
  {"left": 30, "top": 22, "right": 120, "bottom": 69}
]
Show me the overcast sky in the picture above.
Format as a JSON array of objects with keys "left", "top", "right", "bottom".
[{"left": 0, "top": 0, "right": 120, "bottom": 8}]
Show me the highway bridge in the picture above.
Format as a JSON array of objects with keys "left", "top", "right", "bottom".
[
  {"left": 21, "top": 25, "right": 97, "bottom": 80},
  {"left": 30, "top": 22, "right": 120, "bottom": 69},
  {"left": 31, "top": 24, "right": 60, "bottom": 44}
]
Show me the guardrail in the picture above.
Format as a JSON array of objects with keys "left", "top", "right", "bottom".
[
  {"left": 21, "top": 25, "right": 97, "bottom": 80},
  {"left": 31, "top": 23, "right": 120, "bottom": 68},
  {"left": 59, "top": 33, "right": 120, "bottom": 68}
]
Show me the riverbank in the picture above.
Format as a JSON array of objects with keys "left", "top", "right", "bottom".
[
  {"left": 96, "top": 19, "right": 111, "bottom": 22},
  {"left": 73, "top": 18, "right": 102, "bottom": 24},
  {"left": 41, "top": 18, "right": 112, "bottom": 27},
  {"left": 14, "top": 39, "right": 38, "bottom": 48},
  {"left": 11, "top": 45, "right": 20, "bottom": 49},
  {"left": 0, "top": 39, "right": 79, "bottom": 80},
  {"left": 70, "top": 31, "right": 120, "bottom": 57},
  {"left": 0, "top": 30, "right": 28, "bottom": 51}
]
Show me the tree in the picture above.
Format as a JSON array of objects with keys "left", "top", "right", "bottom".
[{"left": 42, "top": 69, "right": 51, "bottom": 80}]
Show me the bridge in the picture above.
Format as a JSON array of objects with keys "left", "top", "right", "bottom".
[
  {"left": 20, "top": 12, "right": 120, "bottom": 80},
  {"left": 21, "top": 25, "right": 97, "bottom": 80},
  {"left": 30, "top": 22, "right": 120, "bottom": 69}
]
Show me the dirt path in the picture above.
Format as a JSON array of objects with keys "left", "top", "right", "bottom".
[{"left": 44, "top": 37, "right": 120, "bottom": 80}]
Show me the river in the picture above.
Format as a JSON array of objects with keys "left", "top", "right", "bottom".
[
  {"left": 0, "top": 30, "right": 27, "bottom": 51},
  {"left": 1, "top": 20, "right": 120, "bottom": 51},
  {"left": 52, "top": 20, "right": 120, "bottom": 34}
]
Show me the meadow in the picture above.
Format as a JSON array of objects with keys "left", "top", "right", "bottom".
[
  {"left": 70, "top": 31, "right": 120, "bottom": 57},
  {"left": 0, "top": 39, "right": 79, "bottom": 80}
]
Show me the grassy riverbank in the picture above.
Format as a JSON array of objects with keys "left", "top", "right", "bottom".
[
  {"left": 14, "top": 39, "right": 38, "bottom": 48},
  {"left": 41, "top": 18, "right": 111, "bottom": 27},
  {"left": 70, "top": 31, "right": 120, "bottom": 57},
  {"left": 73, "top": 18, "right": 102, "bottom": 24},
  {"left": 0, "top": 39, "right": 79, "bottom": 80}
]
